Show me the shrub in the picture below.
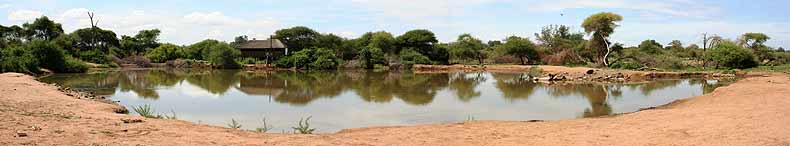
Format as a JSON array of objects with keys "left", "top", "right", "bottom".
[
  {"left": 77, "top": 49, "right": 109, "bottom": 64},
  {"left": 359, "top": 46, "right": 386, "bottom": 69},
  {"left": 275, "top": 48, "right": 339, "bottom": 70},
  {"left": 63, "top": 56, "right": 89, "bottom": 73},
  {"left": 292, "top": 116, "right": 315, "bottom": 134},
  {"left": 145, "top": 44, "right": 185, "bottom": 63},
  {"left": 0, "top": 47, "right": 39, "bottom": 73},
  {"left": 309, "top": 48, "right": 340, "bottom": 70},
  {"left": 706, "top": 43, "right": 758, "bottom": 69},
  {"left": 26, "top": 40, "right": 88, "bottom": 73},
  {"left": 399, "top": 49, "right": 431, "bottom": 68},
  {"left": 206, "top": 43, "right": 241, "bottom": 68},
  {"left": 227, "top": 118, "right": 242, "bottom": 129}
]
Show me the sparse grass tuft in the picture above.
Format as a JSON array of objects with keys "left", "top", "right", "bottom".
[
  {"left": 227, "top": 118, "right": 242, "bottom": 129},
  {"left": 131, "top": 104, "right": 178, "bottom": 119},
  {"left": 292, "top": 116, "right": 315, "bottom": 134},
  {"left": 254, "top": 117, "right": 274, "bottom": 133},
  {"left": 132, "top": 104, "right": 156, "bottom": 118},
  {"left": 465, "top": 115, "right": 476, "bottom": 123}
]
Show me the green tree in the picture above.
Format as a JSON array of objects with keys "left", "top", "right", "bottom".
[
  {"left": 359, "top": 46, "right": 386, "bottom": 69},
  {"left": 450, "top": 33, "right": 486, "bottom": 65},
  {"left": 499, "top": 36, "right": 539, "bottom": 65},
  {"left": 534, "top": 25, "right": 585, "bottom": 52},
  {"left": 206, "top": 42, "right": 241, "bottom": 68},
  {"left": 64, "top": 27, "right": 120, "bottom": 63},
  {"left": 0, "top": 25, "right": 26, "bottom": 48},
  {"left": 706, "top": 42, "right": 758, "bottom": 69},
  {"left": 230, "top": 35, "right": 248, "bottom": 48},
  {"left": 119, "top": 29, "right": 161, "bottom": 56},
  {"left": 396, "top": 29, "right": 438, "bottom": 56},
  {"left": 399, "top": 49, "right": 431, "bottom": 67},
  {"left": 185, "top": 39, "right": 221, "bottom": 60},
  {"left": 273, "top": 26, "right": 319, "bottom": 52},
  {"left": 22, "top": 16, "right": 64, "bottom": 41},
  {"left": 145, "top": 43, "right": 185, "bottom": 63},
  {"left": 638, "top": 40, "right": 663, "bottom": 54},
  {"left": 25, "top": 40, "right": 87, "bottom": 73},
  {"left": 0, "top": 46, "right": 39, "bottom": 73},
  {"left": 739, "top": 33, "right": 773, "bottom": 62},
  {"left": 582, "top": 12, "right": 623, "bottom": 66}
]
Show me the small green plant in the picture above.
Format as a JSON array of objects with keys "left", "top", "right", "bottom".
[
  {"left": 163, "top": 109, "right": 177, "bottom": 120},
  {"left": 292, "top": 116, "right": 315, "bottom": 134},
  {"left": 132, "top": 105, "right": 178, "bottom": 119},
  {"left": 132, "top": 104, "right": 156, "bottom": 118},
  {"left": 227, "top": 118, "right": 242, "bottom": 129},
  {"left": 254, "top": 117, "right": 274, "bottom": 133}
]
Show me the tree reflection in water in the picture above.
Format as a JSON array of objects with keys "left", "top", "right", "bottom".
[{"left": 41, "top": 69, "right": 738, "bottom": 118}]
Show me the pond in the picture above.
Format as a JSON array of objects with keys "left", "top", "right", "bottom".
[{"left": 39, "top": 69, "right": 734, "bottom": 133}]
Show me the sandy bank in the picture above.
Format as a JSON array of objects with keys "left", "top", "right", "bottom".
[{"left": 1, "top": 72, "right": 789, "bottom": 145}]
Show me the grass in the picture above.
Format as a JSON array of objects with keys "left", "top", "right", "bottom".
[
  {"left": 227, "top": 118, "right": 242, "bottom": 129},
  {"left": 465, "top": 115, "right": 476, "bottom": 123},
  {"left": 132, "top": 104, "right": 157, "bottom": 118},
  {"left": 131, "top": 104, "right": 177, "bottom": 119},
  {"left": 254, "top": 117, "right": 274, "bottom": 133},
  {"left": 292, "top": 116, "right": 315, "bottom": 134}
]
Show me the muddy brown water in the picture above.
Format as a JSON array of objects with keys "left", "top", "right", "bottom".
[{"left": 39, "top": 69, "right": 734, "bottom": 133}]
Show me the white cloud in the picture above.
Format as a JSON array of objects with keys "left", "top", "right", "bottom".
[
  {"left": 530, "top": 0, "right": 721, "bottom": 19},
  {"left": 8, "top": 10, "right": 42, "bottom": 22},
  {"left": 39, "top": 8, "right": 281, "bottom": 45}
]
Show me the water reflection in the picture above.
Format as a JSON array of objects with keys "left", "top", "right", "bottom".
[{"left": 39, "top": 69, "right": 736, "bottom": 133}]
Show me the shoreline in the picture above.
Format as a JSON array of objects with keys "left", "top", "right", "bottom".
[{"left": 2, "top": 71, "right": 788, "bottom": 145}]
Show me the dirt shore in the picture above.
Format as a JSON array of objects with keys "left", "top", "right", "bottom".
[{"left": 1, "top": 72, "right": 789, "bottom": 145}]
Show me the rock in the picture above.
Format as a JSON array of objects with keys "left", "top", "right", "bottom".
[
  {"left": 586, "top": 70, "right": 595, "bottom": 74},
  {"left": 121, "top": 118, "right": 144, "bottom": 123},
  {"left": 16, "top": 131, "right": 27, "bottom": 137}
]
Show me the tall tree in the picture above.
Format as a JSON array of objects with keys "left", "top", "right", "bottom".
[
  {"left": 396, "top": 29, "right": 438, "bottom": 56},
  {"left": 667, "top": 40, "right": 683, "bottom": 50},
  {"left": 119, "top": 29, "right": 161, "bottom": 56},
  {"left": 450, "top": 33, "right": 486, "bottom": 65},
  {"left": 534, "top": 25, "right": 585, "bottom": 52},
  {"left": 582, "top": 12, "right": 623, "bottom": 67},
  {"left": 22, "top": 16, "right": 64, "bottom": 41},
  {"left": 230, "top": 35, "right": 248, "bottom": 48},
  {"left": 500, "top": 36, "right": 538, "bottom": 65},
  {"left": 273, "top": 26, "right": 319, "bottom": 52},
  {"left": 638, "top": 40, "right": 663, "bottom": 54}
]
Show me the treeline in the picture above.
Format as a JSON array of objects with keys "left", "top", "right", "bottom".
[{"left": 2, "top": 12, "right": 788, "bottom": 74}]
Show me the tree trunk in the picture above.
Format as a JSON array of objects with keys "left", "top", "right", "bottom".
[{"left": 520, "top": 56, "right": 526, "bottom": 65}]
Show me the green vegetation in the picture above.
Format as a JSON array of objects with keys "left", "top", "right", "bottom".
[
  {"left": 254, "top": 117, "right": 274, "bottom": 133},
  {"left": 227, "top": 118, "right": 242, "bottom": 129},
  {"left": 292, "top": 116, "right": 315, "bottom": 134},
  {"left": 3, "top": 13, "right": 787, "bottom": 73},
  {"left": 131, "top": 104, "right": 177, "bottom": 119}
]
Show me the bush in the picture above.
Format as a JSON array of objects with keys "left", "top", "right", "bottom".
[
  {"left": 145, "top": 44, "right": 185, "bottom": 63},
  {"left": 0, "top": 47, "right": 39, "bottom": 73},
  {"left": 310, "top": 48, "right": 340, "bottom": 70},
  {"left": 399, "top": 49, "right": 431, "bottom": 68},
  {"left": 359, "top": 46, "right": 386, "bottom": 69},
  {"left": 275, "top": 48, "right": 339, "bottom": 70},
  {"left": 63, "top": 56, "right": 89, "bottom": 73},
  {"left": 77, "top": 49, "right": 109, "bottom": 64},
  {"left": 26, "top": 40, "right": 88, "bottom": 73},
  {"left": 206, "top": 43, "right": 241, "bottom": 68},
  {"left": 706, "top": 43, "right": 758, "bottom": 69}
]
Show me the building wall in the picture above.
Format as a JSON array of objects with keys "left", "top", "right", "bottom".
[{"left": 239, "top": 48, "right": 286, "bottom": 62}]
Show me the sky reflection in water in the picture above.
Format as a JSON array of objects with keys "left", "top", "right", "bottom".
[{"left": 40, "top": 69, "right": 734, "bottom": 133}]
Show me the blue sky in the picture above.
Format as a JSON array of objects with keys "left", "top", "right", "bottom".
[{"left": 1, "top": 0, "right": 788, "bottom": 48}]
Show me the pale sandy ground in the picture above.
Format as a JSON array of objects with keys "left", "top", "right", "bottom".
[{"left": 1, "top": 71, "right": 789, "bottom": 146}]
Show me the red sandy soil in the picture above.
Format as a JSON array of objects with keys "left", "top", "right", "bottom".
[{"left": 1, "top": 72, "right": 789, "bottom": 146}]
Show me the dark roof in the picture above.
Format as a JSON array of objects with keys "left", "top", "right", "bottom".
[{"left": 238, "top": 39, "right": 286, "bottom": 50}]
